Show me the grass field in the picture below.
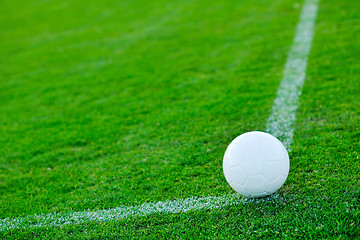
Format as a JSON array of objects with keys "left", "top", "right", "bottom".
[{"left": 1, "top": 0, "right": 359, "bottom": 238}]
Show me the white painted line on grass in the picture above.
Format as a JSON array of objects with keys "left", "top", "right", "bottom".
[
  {"left": 0, "top": 0, "right": 319, "bottom": 232},
  {"left": 0, "top": 194, "right": 282, "bottom": 231},
  {"left": 266, "top": 0, "right": 319, "bottom": 150}
]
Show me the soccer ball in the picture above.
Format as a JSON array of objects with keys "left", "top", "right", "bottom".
[{"left": 223, "top": 131, "right": 289, "bottom": 198}]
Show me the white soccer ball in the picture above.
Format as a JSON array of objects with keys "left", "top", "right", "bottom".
[{"left": 223, "top": 131, "right": 290, "bottom": 198}]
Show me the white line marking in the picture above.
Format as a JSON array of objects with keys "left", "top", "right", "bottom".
[
  {"left": 266, "top": 0, "right": 319, "bottom": 151},
  {"left": 0, "top": 0, "right": 319, "bottom": 232},
  {"left": 0, "top": 194, "right": 281, "bottom": 231}
]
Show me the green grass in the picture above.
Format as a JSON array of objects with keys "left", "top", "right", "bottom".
[{"left": 1, "top": 0, "right": 359, "bottom": 238}]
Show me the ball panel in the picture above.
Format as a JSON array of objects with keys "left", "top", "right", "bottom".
[
  {"left": 259, "top": 134, "right": 284, "bottom": 161},
  {"left": 241, "top": 151, "right": 266, "bottom": 176},
  {"left": 245, "top": 175, "right": 269, "bottom": 194},
  {"left": 222, "top": 157, "right": 232, "bottom": 184},
  {"left": 227, "top": 145, "right": 245, "bottom": 167},
  {"left": 230, "top": 182, "right": 252, "bottom": 197},
  {"left": 279, "top": 151, "right": 290, "bottom": 176},
  {"left": 267, "top": 174, "right": 287, "bottom": 194},
  {"left": 263, "top": 162, "right": 283, "bottom": 182},
  {"left": 228, "top": 165, "right": 247, "bottom": 186},
  {"left": 224, "top": 135, "right": 246, "bottom": 158},
  {"left": 239, "top": 133, "right": 261, "bottom": 151}
]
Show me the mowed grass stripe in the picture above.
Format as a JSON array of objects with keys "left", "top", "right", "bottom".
[{"left": 0, "top": 0, "right": 319, "bottom": 232}]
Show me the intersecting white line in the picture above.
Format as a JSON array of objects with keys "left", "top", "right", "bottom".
[{"left": 0, "top": 0, "right": 319, "bottom": 232}]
